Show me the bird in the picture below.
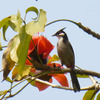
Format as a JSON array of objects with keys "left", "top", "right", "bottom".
[{"left": 52, "top": 27, "right": 80, "bottom": 92}]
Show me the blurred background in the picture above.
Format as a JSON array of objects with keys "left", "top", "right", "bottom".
[{"left": 0, "top": 0, "right": 100, "bottom": 100}]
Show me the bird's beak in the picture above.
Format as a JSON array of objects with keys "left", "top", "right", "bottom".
[{"left": 52, "top": 34, "right": 56, "bottom": 36}]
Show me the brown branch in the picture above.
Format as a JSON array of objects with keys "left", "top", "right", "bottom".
[
  {"left": 77, "top": 22, "right": 100, "bottom": 39},
  {"left": 46, "top": 19, "right": 100, "bottom": 40},
  {"left": 32, "top": 60, "right": 100, "bottom": 78},
  {"left": 31, "top": 59, "right": 61, "bottom": 71}
]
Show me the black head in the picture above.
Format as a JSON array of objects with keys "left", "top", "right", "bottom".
[{"left": 52, "top": 27, "right": 68, "bottom": 40}]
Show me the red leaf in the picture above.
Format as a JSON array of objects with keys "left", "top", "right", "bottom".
[
  {"left": 35, "top": 78, "right": 52, "bottom": 91},
  {"left": 51, "top": 74, "right": 69, "bottom": 87},
  {"left": 38, "top": 36, "right": 54, "bottom": 59}
]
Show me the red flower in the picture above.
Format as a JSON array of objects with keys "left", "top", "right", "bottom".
[
  {"left": 26, "top": 35, "right": 69, "bottom": 91},
  {"left": 26, "top": 35, "right": 54, "bottom": 65},
  {"left": 33, "top": 63, "right": 69, "bottom": 91}
]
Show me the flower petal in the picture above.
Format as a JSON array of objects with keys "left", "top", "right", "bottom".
[
  {"left": 37, "top": 36, "right": 54, "bottom": 59},
  {"left": 51, "top": 74, "right": 69, "bottom": 87},
  {"left": 35, "top": 78, "right": 52, "bottom": 91}
]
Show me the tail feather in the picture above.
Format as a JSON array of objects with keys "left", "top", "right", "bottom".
[{"left": 70, "top": 68, "right": 80, "bottom": 92}]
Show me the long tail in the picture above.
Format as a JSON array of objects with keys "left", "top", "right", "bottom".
[{"left": 70, "top": 68, "right": 80, "bottom": 92}]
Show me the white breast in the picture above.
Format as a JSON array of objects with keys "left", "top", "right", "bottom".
[{"left": 57, "top": 37, "right": 75, "bottom": 67}]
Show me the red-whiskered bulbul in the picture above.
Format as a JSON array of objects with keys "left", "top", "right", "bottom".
[{"left": 52, "top": 27, "right": 80, "bottom": 92}]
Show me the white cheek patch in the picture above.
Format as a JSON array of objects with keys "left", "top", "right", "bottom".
[{"left": 59, "top": 33, "right": 65, "bottom": 36}]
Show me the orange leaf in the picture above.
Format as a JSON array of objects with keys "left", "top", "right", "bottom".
[
  {"left": 38, "top": 36, "right": 54, "bottom": 59},
  {"left": 51, "top": 74, "right": 69, "bottom": 87},
  {"left": 35, "top": 78, "right": 52, "bottom": 91}
]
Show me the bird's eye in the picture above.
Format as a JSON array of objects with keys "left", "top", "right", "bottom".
[{"left": 59, "top": 32, "right": 65, "bottom": 36}]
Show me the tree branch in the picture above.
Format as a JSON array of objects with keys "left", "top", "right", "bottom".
[
  {"left": 78, "top": 22, "right": 100, "bottom": 39},
  {"left": 46, "top": 19, "right": 100, "bottom": 40},
  {"left": 33, "top": 78, "right": 100, "bottom": 91},
  {"left": 89, "top": 76, "right": 97, "bottom": 84},
  {"left": 1, "top": 60, "right": 100, "bottom": 99},
  {"left": 31, "top": 60, "right": 100, "bottom": 78}
]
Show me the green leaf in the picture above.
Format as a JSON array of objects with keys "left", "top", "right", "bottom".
[
  {"left": 16, "top": 25, "right": 31, "bottom": 75},
  {"left": 9, "top": 11, "right": 22, "bottom": 32},
  {"left": 2, "top": 23, "right": 9, "bottom": 41},
  {"left": 6, "top": 77, "right": 13, "bottom": 83},
  {"left": 8, "top": 15, "right": 18, "bottom": 32},
  {"left": 0, "top": 16, "right": 11, "bottom": 29},
  {"left": 27, "top": 79, "right": 36, "bottom": 87},
  {"left": 77, "top": 74, "right": 89, "bottom": 78},
  {"left": 0, "top": 90, "right": 7, "bottom": 96},
  {"left": 25, "top": 6, "right": 39, "bottom": 20},
  {"left": 12, "top": 65, "right": 31, "bottom": 81},
  {"left": 96, "top": 93, "right": 100, "bottom": 100},
  {"left": 26, "top": 9, "right": 47, "bottom": 36},
  {"left": 22, "top": 65, "right": 31, "bottom": 77},
  {"left": 17, "top": 10, "right": 22, "bottom": 30},
  {"left": 10, "top": 35, "right": 20, "bottom": 62},
  {"left": 83, "top": 90, "right": 97, "bottom": 100},
  {"left": 48, "top": 55, "right": 59, "bottom": 64},
  {"left": 9, "top": 25, "right": 31, "bottom": 76},
  {"left": 0, "top": 31, "right": 2, "bottom": 50}
]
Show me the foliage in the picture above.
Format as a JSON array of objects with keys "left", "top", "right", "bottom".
[{"left": 0, "top": 6, "right": 100, "bottom": 100}]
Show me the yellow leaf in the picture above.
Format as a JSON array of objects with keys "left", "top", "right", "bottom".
[
  {"left": 9, "top": 13, "right": 22, "bottom": 32},
  {"left": 0, "top": 90, "right": 7, "bottom": 96},
  {"left": 27, "top": 79, "right": 36, "bottom": 87},
  {"left": 83, "top": 90, "right": 97, "bottom": 100},
  {"left": 48, "top": 55, "right": 59, "bottom": 64},
  {"left": 6, "top": 77, "right": 13, "bottom": 83},
  {"left": 26, "top": 9, "right": 47, "bottom": 35},
  {"left": 25, "top": 6, "right": 38, "bottom": 20},
  {"left": 12, "top": 65, "right": 31, "bottom": 81},
  {"left": 2, "top": 38, "right": 15, "bottom": 80},
  {"left": 0, "top": 16, "right": 11, "bottom": 29},
  {"left": 96, "top": 93, "right": 100, "bottom": 100},
  {"left": 0, "top": 31, "right": 2, "bottom": 50},
  {"left": 77, "top": 74, "right": 89, "bottom": 78},
  {"left": 10, "top": 35, "right": 20, "bottom": 62}
]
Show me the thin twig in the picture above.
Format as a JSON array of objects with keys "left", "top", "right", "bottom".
[
  {"left": 89, "top": 76, "right": 97, "bottom": 84},
  {"left": 1, "top": 46, "right": 7, "bottom": 48},
  {"left": 5, "top": 78, "right": 35, "bottom": 99},
  {"left": 1, "top": 60, "right": 100, "bottom": 99},
  {"left": 35, "top": 78, "right": 73, "bottom": 91},
  {"left": 32, "top": 78, "right": 100, "bottom": 91}
]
